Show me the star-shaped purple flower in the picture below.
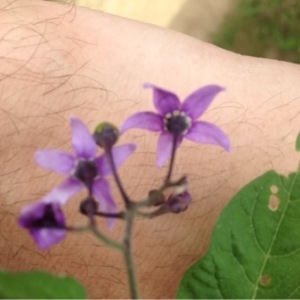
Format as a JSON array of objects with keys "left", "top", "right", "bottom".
[
  {"left": 34, "top": 117, "right": 135, "bottom": 223},
  {"left": 121, "top": 83, "right": 230, "bottom": 167},
  {"left": 18, "top": 200, "right": 66, "bottom": 249}
]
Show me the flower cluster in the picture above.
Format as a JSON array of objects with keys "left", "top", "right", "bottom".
[
  {"left": 19, "top": 118, "right": 135, "bottom": 249},
  {"left": 19, "top": 83, "right": 230, "bottom": 250}
]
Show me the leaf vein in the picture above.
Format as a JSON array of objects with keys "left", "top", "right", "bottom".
[
  {"left": 230, "top": 230, "right": 255, "bottom": 287},
  {"left": 252, "top": 173, "right": 299, "bottom": 299}
]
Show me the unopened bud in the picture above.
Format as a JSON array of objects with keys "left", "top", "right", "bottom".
[
  {"left": 93, "top": 122, "right": 119, "bottom": 149},
  {"left": 80, "top": 197, "right": 98, "bottom": 216},
  {"left": 165, "top": 191, "right": 191, "bottom": 213},
  {"left": 173, "top": 177, "right": 188, "bottom": 196},
  {"left": 164, "top": 176, "right": 188, "bottom": 196}
]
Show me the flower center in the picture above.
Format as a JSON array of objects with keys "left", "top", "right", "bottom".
[
  {"left": 164, "top": 110, "right": 191, "bottom": 136},
  {"left": 31, "top": 204, "right": 62, "bottom": 229},
  {"left": 73, "top": 159, "right": 98, "bottom": 186}
]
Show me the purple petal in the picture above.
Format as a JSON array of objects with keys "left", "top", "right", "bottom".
[
  {"left": 121, "top": 112, "right": 163, "bottom": 133},
  {"left": 18, "top": 202, "right": 66, "bottom": 249},
  {"left": 185, "top": 121, "right": 230, "bottom": 151},
  {"left": 156, "top": 132, "right": 183, "bottom": 167},
  {"left": 96, "top": 144, "right": 136, "bottom": 176},
  {"left": 182, "top": 85, "right": 225, "bottom": 120},
  {"left": 19, "top": 202, "right": 48, "bottom": 227},
  {"left": 44, "top": 177, "right": 83, "bottom": 205},
  {"left": 31, "top": 228, "right": 66, "bottom": 249},
  {"left": 144, "top": 83, "right": 180, "bottom": 115},
  {"left": 92, "top": 178, "right": 118, "bottom": 228},
  {"left": 70, "top": 117, "right": 97, "bottom": 159},
  {"left": 35, "top": 149, "right": 75, "bottom": 174}
]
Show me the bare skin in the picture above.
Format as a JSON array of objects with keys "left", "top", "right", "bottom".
[{"left": 0, "top": 1, "right": 300, "bottom": 298}]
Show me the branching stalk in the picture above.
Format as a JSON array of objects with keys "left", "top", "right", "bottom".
[{"left": 123, "top": 209, "right": 139, "bottom": 299}]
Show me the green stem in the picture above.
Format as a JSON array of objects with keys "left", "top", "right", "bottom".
[
  {"left": 90, "top": 226, "right": 124, "bottom": 252},
  {"left": 135, "top": 175, "right": 187, "bottom": 208},
  {"left": 123, "top": 209, "right": 139, "bottom": 299},
  {"left": 136, "top": 206, "right": 167, "bottom": 219},
  {"left": 67, "top": 225, "right": 123, "bottom": 251},
  {"left": 165, "top": 134, "right": 178, "bottom": 183},
  {"left": 94, "top": 211, "right": 125, "bottom": 219},
  {"left": 105, "top": 145, "right": 131, "bottom": 206}
]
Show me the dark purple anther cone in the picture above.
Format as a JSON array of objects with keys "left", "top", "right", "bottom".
[{"left": 73, "top": 159, "right": 99, "bottom": 187}]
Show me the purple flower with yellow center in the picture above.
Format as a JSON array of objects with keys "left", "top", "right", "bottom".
[{"left": 121, "top": 83, "right": 230, "bottom": 167}]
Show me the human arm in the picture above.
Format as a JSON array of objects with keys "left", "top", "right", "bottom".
[{"left": 1, "top": 1, "right": 300, "bottom": 298}]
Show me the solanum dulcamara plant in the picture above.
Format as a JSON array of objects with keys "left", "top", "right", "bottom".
[{"left": 18, "top": 83, "right": 230, "bottom": 299}]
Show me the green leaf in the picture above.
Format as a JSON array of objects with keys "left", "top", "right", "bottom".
[
  {"left": 177, "top": 170, "right": 300, "bottom": 299},
  {"left": 0, "top": 270, "right": 86, "bottom": 299},
  {"left": 296, "top": 132, "right": 300, "bottom": 151}
]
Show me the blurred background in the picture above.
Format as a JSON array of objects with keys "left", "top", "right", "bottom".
[{"left": 71, "top": 0, "right": 300, "bottom": 64}]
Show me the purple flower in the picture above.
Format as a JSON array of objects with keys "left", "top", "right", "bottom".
[
  {"left": 35, "top": 117, "right": 135, "bottom": 224},
  {"left": 121, "top": 84, "right": 230, "bottom": 167},
  {"left": 19, "top": 118, "right": 134, "bottom": 249},
  {"left": 18, "top": 200, "right": 66, "bottom": 249}
]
